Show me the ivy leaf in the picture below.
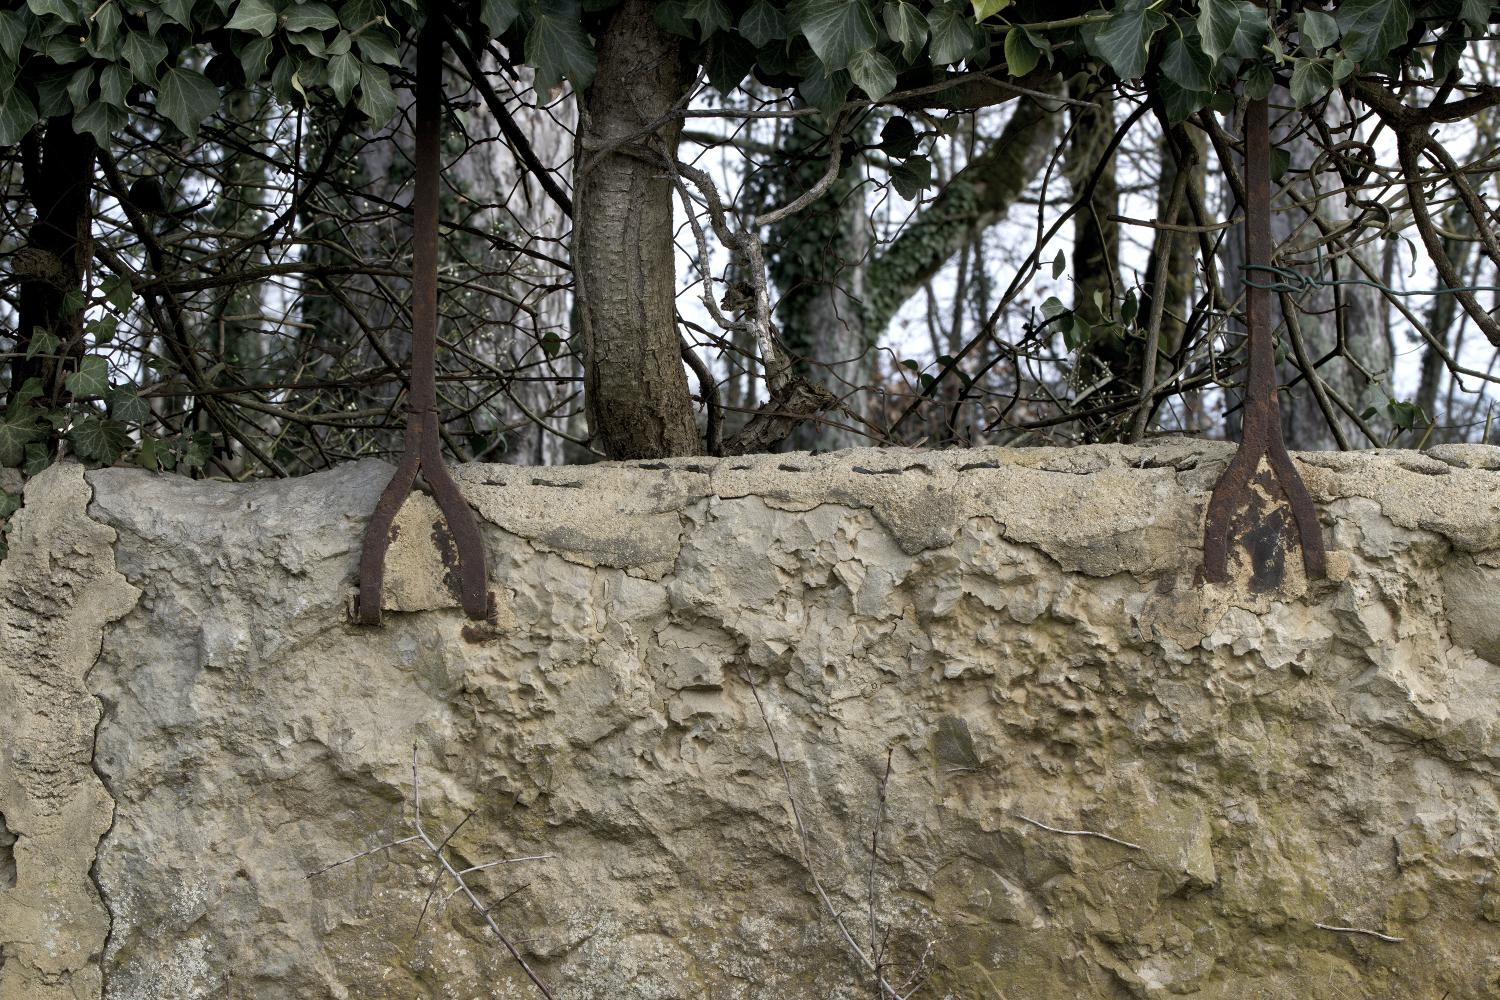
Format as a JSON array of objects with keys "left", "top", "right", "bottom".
[
  {"left": 0, "top": 11, "right": 26, "bottom": 62},
  {"left": 1243, "top": 61, "right": 1274, "bottom": 99},
  {"left": 236, "top": 35, "right": 274, "bottom": 81},
  {"left": 481, "top": 0, "right": 522, "bottom": 35},
  {"left": 1161, "top": 29, "right": 1214, "bottom": 90},
  {"left": 73, "top": 98, "right": 125, "bottom": 146},
  {"left": 1460, "top": 0, "right": 1488, "bottom": 33},
  {"left": 1298, "top": 10, "right": 1339, "bottom": 52},
  {"left": 227, "top": 0, "right": 279, "bottom": 36},
  {"left": 283, "top": 2, "right": 340, "bottom": 32},
  {"left": 328, "top": 51, "right": 359, "bottom": 103},
  {"left": 882, "top": 1, "right": 927, "bottom": 63},
  {"left": 1334, "top": 0, "right": 1413, "bottom": 64},
  {"left": 27, "top": 0, "right": 78, "bottom": 23},
  {"left": 1051, "top": 248, "right": 1065, "bottom": 278},
  {"left": 683, "top": 0, "right": 733, "bottom": 36},
  {"left": 1004, "top": 25, "right": 1042, "bottom": 77},
  {"left": 794, "top": 0, "right": 878, "bottom": 73},
  {"left": 926, "top": 2, "right": 980, "bottom": 67},
  {"left": 848, "top": 46, "right": 896, "bottom": 100},
  {"left": 66, "top": 355, "right": 110, "bottom": 397},
  {"left": 157, "top": 67, "right": 220, "bottom": 137},
  {"left": 890, "top": 153, "right": 931, "bottom": 199},
  {"left": 159, "top": 0, "right": 194, "bottom": 27},
  {"left": 526, "top": 1, "right": 597, "bottom": 94},
  {"left": 355, "top": 63, "right": 396, "bottom": 121},
  {"left": 122, "top": 32, "right": 169, "bottom": 85},
  {"left": 1159, "top": 78, "right": 1210, "bottom": 123},
  {"left": 1196, "top": 0, "right": 1267, "bottom": 62},
  {"left": 98, "top": 62, "right": 129, "bottom": 106},
  {"left": 971, "top": 0, "right": 1013, "bottom": 19},
  {"left": 1091, "top": 2, "right": 1167, "bottom": 80},
  {"left": 879, "top": 114, "right": 917, "bottom": 157},
  {"left": 1289, "top": 57, "right": 1333, "bottom": 106},
  {"left": 0, "top": 415, "right": 38, "bottom": 468},
  {"left": 0, "top": 85, "right": 38, "bottom": 147},
  {"left": 738, "top": 0, "right": 786, "bottom": 47},
  {"left": 106, "top": 386, "right": 152, "bottom": 424},
  {"left": 69, "top": 414, "right": 131, "bottom": 465}
]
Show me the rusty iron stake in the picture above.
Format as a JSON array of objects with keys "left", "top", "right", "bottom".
[
  {"left": 1202, "top": 96, "right": 1326, "bottom": 590},
  {"left": 355, "top": 17, "right": 491, "bottom": 625}
]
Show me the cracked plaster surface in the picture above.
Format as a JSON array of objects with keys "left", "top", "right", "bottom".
[{"left": 6, "top": 441, "right": 1500, "bottom": 997}]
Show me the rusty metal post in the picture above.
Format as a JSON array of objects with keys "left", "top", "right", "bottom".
[
  {"left": 354, "top": 14, "right": 491, "bottom": 625},
  {"left": 1202, "top": 95, "right": 1326, "bottom": 589}
]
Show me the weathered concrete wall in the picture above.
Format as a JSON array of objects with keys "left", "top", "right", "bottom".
[{"left": 4, "top": 441, "right": 1500, "bottom": 999}]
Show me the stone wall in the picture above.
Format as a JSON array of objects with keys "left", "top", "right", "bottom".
[{"left": 3, "top": 441, "right": 1500, "bottom": 998}]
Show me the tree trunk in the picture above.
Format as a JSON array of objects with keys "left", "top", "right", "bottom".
[
  {"left": 1065, "top": 84, "right": 1124, "bottom": 440},
  {"left": 766, "top": 116, "right": 871, "bottom": 452},
  {"left": 12, "top": 118, "right": 95, "bottom": 407},
  {"left": 572, "top": 0, "right": 700, "bottom": 459},
  {"left": 1417, "top": 207, "right": 1474, "bottom": 441}
]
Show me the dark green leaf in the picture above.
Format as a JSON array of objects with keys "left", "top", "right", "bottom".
[
  {"left": 325, "top": 51, "right": 359, "bottom": 102},
  {"left": 98, "top": 62, "right": 129, "bottom": 105},
  {"left": 1004, "top": 25, "right": 1041, "bottom": 77},
  {"left": 879, "top": 114, "right": 917, "bottom": 157},
  {"left": 1243, "top": 61, "right": 1274, "bottom": 99},
  {"left": 160, "top": 0, "right": 194, "bottom": 27},
  {"left": 1460, "top": 0, "right": 1488, "bottom": 33},
  {"left": 22, "top": 441, "right": 50, "bottom": 476},
  {"left": 122, "top": 32, "right": 168, "bottom": 84},
  {"left": 882, "top": 1, "right": 927, "bottom": 62},
  {"left": 1289, "top": 57, "right": 1333, "bottom": 106},
  {"left": 794, "top": 0, "right": 877, "bottom": 72},
  {"left": 355, "top": 26, "right": 401, "bottom": 66},
  {"left": 26, "top": 329, "right": 60, "bottom": 359},
  {"left": 1051, "top": 248, "right": 1065, "bottom": 278},
  {"left": 1270, "top": 145, "right": 1290, "bottom": 182},
  {"left": 355, "top": 62, "right": 396, "bottom": 121},
  {"left": 0, "top": 415, "right": 38, "bottom": 468},
  {"left": 0, "top": 11, "right": 26, "bottom": 62},
  {"left": 848, "top": 46, "right": 895, "bottom": 100},
  {"left": 526, "top": 2, "right": 597, "bottom": 94},
  {"left": 157, "top": 67, "right": 220, "bottom": 136},
  {"left": 1334, "top": 0, "right": 1413, "bottom": 63},
  {"left": 926, "top": 2, "right": 979, "bottom": 66},
  {"left": 283, "top": 2, "right": 339, "bottom": 32},
  {"left": 27, "top": 0, "right": 78, "bottom": 23},
  {"left": 1161, "top": 29, "right": 1212, "bottom": 91},
  {"left": 65, "top": 355, "right": 110, "bottom": 397},
  {"left": 890, "top": 153, "right": 931, "bottom": 198},
  {"left": 73, "top": 98, "right": 124, "bottom": 146},
  {"left": 227, "top": 0, "right": 279, "bottom": 36},
  {"left": 1196, "top": 0, "right": 1266, "bottom": 62},
  {"left": 106, "top": 386, "right": 151, "bottom": 424},
  {"left": 738, "top": 0, "right": 786, "bottom": 46},
  {"left": 706, "top": 31, "right": 755, "bottom": 92},
  {"left": 481, "top": 0, "right": 522, "bottom": 35},
  {"left": 1092, "top": 3, "right": 1167, "bottom": 80},
  {"left": 69, "top": 413, "right": 130, "bottom": 465},
  {"left": 0, "top": 85, "right": 38, "bottom": 146},
  {"left": 683, "top": 0, "right": 732, "bottom": 35},
  {"left": 1298, "top": 10, "right": 1338, "bottom": 51}
]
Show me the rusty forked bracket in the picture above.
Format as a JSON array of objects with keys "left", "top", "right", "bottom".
[
  {"left": 354, "top": 19, "right": 490, "bottom": 626},
  {"left": 1202, "top": 96, "right": 1326, "bottom": 591}
]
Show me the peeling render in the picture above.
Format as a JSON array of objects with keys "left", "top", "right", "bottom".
[
  {"left": 6, "top": 442, "right": 1500, "bottom": 997},
  {"left": 0, "top": 463, "right": 140, "bottom": 1000}
]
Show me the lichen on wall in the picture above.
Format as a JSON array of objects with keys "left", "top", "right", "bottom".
[{"left": 7, "top": 441, "right": 1500, "bottom": 998}]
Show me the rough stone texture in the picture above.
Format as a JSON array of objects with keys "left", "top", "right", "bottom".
[
  {"left": 6, "top": 441, "right": 1500, "bottom": 997},
  {"left": 0, "top": 464, "right": 139, "bottom": 1000}
]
